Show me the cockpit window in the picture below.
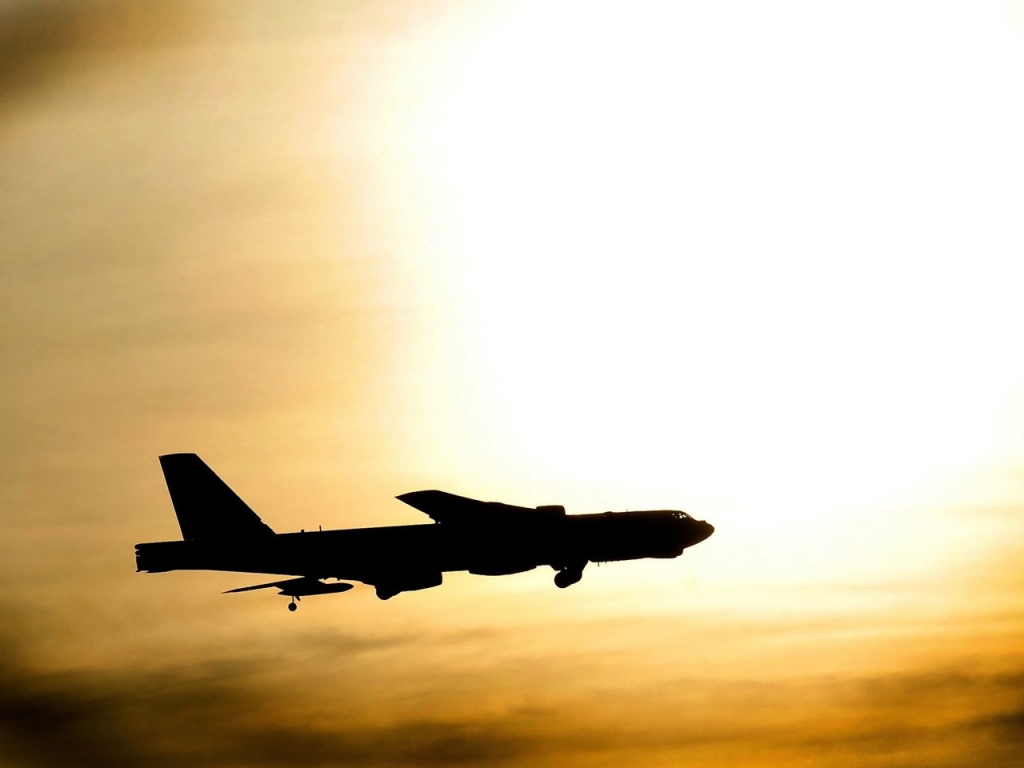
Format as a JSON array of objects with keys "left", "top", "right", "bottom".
[{"left": 672, "top": 511, "right": 693, "bottom": 520}]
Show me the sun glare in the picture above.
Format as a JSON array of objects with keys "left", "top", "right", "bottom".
[
  {"left": 397, "top": 1, "right": 1024, "bottom": 584},
  {"left": 7, "top": 3, "right": 1024, "bottom": 765}
]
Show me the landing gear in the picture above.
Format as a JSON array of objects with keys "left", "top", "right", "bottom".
[
  {"left": 375, "top": 585, "right": 398, "bottom": 601},
  {"left": 288, "top": 597, "right": 298, "bottom": 611},
  {"left": 554, "top": 564, "right": 585, "bottom": 589}
]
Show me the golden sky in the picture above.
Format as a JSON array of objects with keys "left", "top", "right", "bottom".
[{"left": 2, "top": 1, "right": 1024, "bottom": 765}]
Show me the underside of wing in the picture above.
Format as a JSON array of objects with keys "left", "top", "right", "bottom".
[
  {"left": 396, "top": 490, "right": 565, "bottom": 525},
  {"left": 224, "top": 577, "right": 353, "bottom": 597}
]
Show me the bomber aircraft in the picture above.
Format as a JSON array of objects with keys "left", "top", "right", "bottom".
[{"left": 135, "top": 454, "right": 715, "bottom": 611}]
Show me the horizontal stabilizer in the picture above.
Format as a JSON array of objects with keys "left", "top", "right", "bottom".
[
  {"left": 224, "top": 577, "right": 353, "bottom": 597},
  {"left": 397, "top": 490, "right": 565, "bottom": 525}
]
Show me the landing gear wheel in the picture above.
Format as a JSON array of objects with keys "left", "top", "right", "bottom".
[
  {"left": 554, "top": 569, "right": 583, "bottom": 589},
  {"left": 288, "top": 599, "right": 298, "bottom": 612}
]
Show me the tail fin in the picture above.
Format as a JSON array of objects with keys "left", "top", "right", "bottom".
[{"left": 159, "top": 453, "right": 274, "bottom": 540}]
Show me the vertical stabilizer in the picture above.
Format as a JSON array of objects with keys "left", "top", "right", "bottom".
[{"left": 159, "top": 453, "right": 274, "bottom": 540}]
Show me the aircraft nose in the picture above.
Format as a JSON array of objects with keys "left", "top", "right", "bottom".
[{"left": 697, "top": 521, "right": 714, "bottom": 542}]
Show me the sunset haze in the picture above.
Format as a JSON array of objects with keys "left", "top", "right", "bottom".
[{"left": 3, "top": 1, "right": 1024, "bottom": 765}]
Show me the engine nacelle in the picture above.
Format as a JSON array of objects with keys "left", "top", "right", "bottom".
[{"left": 374, "top": 571, "right": 443, "bottom": 600}]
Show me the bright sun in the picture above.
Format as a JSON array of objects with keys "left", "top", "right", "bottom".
[{"left": 394, "top": 1, "right": 1024, "bottom": 583}]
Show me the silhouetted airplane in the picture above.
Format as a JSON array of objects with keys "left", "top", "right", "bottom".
[{"left": 135, "top": 454, "right": 715, "bottom": 610}]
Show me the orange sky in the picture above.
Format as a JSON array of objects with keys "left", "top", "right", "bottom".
[{"left": 2, "top": 1, "right": 1024, "bottom": 765}]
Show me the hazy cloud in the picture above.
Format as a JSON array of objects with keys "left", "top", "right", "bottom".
[
  {"left": 3, "top": 609, "right": 1024, "bottom": 768},
  {"left": 0, "top": 0, "right": 202, "bottom": 100},
  {"left": 0, "top": 639, "right": 533, "bottom": 767}
]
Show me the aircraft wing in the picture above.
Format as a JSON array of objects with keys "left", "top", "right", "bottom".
[
  {"left": 396, "top": 490, "right": 565, "bottom": 525},
  {"left": 224, "top": 577, "right": 353, "bottom": 597}
]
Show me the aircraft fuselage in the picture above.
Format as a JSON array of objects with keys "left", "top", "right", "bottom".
[
  {"left": 137, "top": 510, "right": 712, "bottom": 588},
  {"left": 135, "top": 454, "right": 715, "bottom": 605}
]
